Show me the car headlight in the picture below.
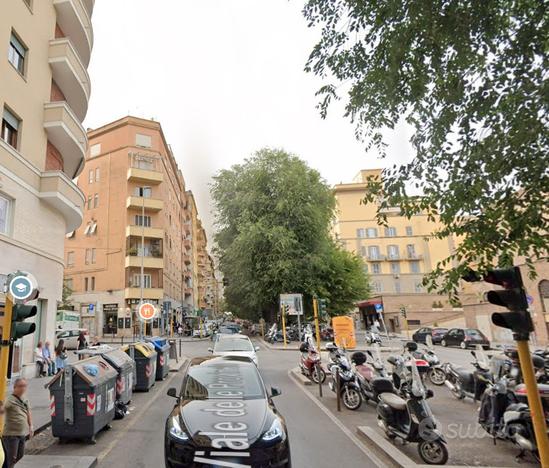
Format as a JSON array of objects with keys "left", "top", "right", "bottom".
[
  {"left": 169, "top": 416, "right": 189, "bottom": 441},
  {"left": 262, "top": 418, "right": 285, "bottom": 442}
]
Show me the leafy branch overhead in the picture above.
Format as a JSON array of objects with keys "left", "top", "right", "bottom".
[
  {"left": 303, "top": 1, "right": 548, "bottom": 295},
  {"left": 212, "top": 148, "right": 370, "bottom": 320}
]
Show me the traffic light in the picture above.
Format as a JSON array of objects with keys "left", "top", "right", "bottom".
[
  {"left": 283, "top": 304, "right": 290, "bottom": 314},
  {"left": 399, "top": 306, "right": 407, "bottom": 318},
  {"left": 462, "top": 266, "right": 533, "bottom": 338},
  {"left": 11, "top": 304, "right": 37, "bottom": 341},
  {"left": 318, "top": 299, "right": 327, "bottom": 319}
]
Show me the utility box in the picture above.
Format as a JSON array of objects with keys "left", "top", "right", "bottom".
[
  {"left": 148, "top": 338, "right": 170, "bottom": 381},
  {"left": 123, "top": 342, "right": 157, "bottom": 392},
  {"left": 47, "top": 356, "right": 117, "bottom": 443}
]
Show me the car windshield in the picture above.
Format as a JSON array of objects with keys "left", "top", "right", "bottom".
[
  {"left": 182, "top": 363, "right": 265, "bottom": 400},
  {"left": 215, "top": 338, "right": 254, "bottom": 352},
  {"left": 466, "top": 329, "right": 484, "bottom": 338}
]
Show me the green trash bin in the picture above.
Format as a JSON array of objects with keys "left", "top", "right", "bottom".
[
  {"left": 123, "top": 342, "right": 157, "bottom": 391},
  {"left": 47, "top": 356, "right": 117, "bottom": 443}
]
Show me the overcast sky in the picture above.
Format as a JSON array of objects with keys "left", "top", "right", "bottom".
[{"left": 86, "top": 0, "right": 413, "bottom": 238}]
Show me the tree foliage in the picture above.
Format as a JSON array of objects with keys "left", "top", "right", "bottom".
[
  {"left": 303, "top": 1, "right": 548, "bottom": 295},
  {"left": 212, "top": 148, "right": 370, "bottom": 320}
]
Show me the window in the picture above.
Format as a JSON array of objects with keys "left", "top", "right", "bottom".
[
  {"left": 414, "top": 281, "right": 423, "bottom": 293},
  {"left": 93, "top": 193, "right": 99, "bottom": 208},
  {"left": 406, "top": 244, "right": 416, "bottom": 258},
  {"left": 67, "top": 251, "right": 75, "bottom": 267},
  {"left": 367, "top": 245, "right": 380, "bottom": 260},
  {"left": 135, "top": 215, "right": 151, "bottom": 227},
  {"left": 366, "top": 227, "right": 377, "bottom": 238},
  {"left": 0, "top": 194, "right": 11, "bottom": 235},
  {"left": 2, "top": 107, "right": 20, "bottom": 148},
  {"left": 8, "top": 32, "right": 26, "bottom": 75},
  {"left": 133, "top": 274, "right": 151, "bottom": 288},
  {"left": 387, "top": 245, "right": 399, "bottom": 259},
  {"left": 371, "top": 262, "right": 381, "bottom": 274},
  {"left": 84, "top": 277, "right": 89, "bottom": 291},
  {"left": 405, "top": 226, "right": 413, "bottom": 236},
  {"left": 87, "top": 195, "right": 92, "bottom": 210},
  {"left": 85, "top": 248, "right": 91, "bottom": 264},
  {"left": 360, "top": 245, "right": 367, "bottom": 257},
  {"left": 372, "top": 281, "right": 382, "bottom": 293},
  {"left": 89, "top": 170, "right": 93, "bottom": 184},
  {"left": 394, "top": 281, "right": 401, "bottom": 293},
  {"left": 91, "top": 248, "right": 96, "bottom": 264},
  {"left": 356, "top": 228, "right": 366, "bottom": 238},
  {"left": 89, "top": 221, "right": 97, "bottom": 235},
  {"left": 135, "top": 133, "right": 152, "bottom": 148},
  {"left": 390, "top": 263, "right": 400, "bottom": 274},
  {"left": 385, "top": 226, "right": 397, "bottom": 237},
  {"left": 95, "top": 167, "right": 100, "bottom": 182},
  {"left": 410, "top": 261, "right": 421, "bottom": 273},
  {"left": 90, "top": 143, "right": 101, "bottom": 157},
  {"left": 363, "top": 264, "right": 368, "bottom": 274},
  {"left": 90, "top": 276, "right": 95, "bottom": 291},
  {"left": 135, "top": 186, "right": 152, "bottom": 198}
]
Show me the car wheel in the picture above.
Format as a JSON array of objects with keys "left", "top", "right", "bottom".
[
  {"left": 441, "top": 339, "right": 447, "bottom": 347},
  {"left": 460, "top": 341, "right": 467, "bottom": 349}
]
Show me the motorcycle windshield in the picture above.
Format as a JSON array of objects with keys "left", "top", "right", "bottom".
[
  {"left": 373, "top": 344, "right": 384, "bottom": 369},
  {"left": 475, "top": 345, "right": 490, "bottom": 371},
  {"left": 409, "top": 353, "right": 426, "bottom": 398}
]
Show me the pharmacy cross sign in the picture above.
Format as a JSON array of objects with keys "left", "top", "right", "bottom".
[{"left": 138, "top": 302, "right": 157, "bottom": 321}]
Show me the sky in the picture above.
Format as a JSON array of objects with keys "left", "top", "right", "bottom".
[{"left": 85, "top": 0, "right": 413, "bottom": 238}]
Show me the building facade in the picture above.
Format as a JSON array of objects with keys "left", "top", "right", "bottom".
[
  {"left": 64, "top": 116, "right": 200, "bottom": 338},
  {"left": 0, "top": 0, "right": 94, "bottom": 377},
  {"left": 334, "top": 169, "right": 467, "bottom": 332}
]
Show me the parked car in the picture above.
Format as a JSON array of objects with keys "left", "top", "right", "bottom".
[
  {"left": 209, "top": 334, "right": 260, "bottom": 365},
  {"left": 165, "top": 356, "right": 291, "bottom": 467},
  {"left": 440, "top": 328, "right": 490, "bottom": 349},
  {"left": 56, "top": 328, "right": 88, "bottom": 350},
  {"left": 412, "top": 327, "right": 448, "bottom": 345}
]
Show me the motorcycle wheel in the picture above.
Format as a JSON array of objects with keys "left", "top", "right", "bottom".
[
  {"left": 429, "top": 368, "right": 446, "bottom": 386},
  {"left": 450, "top": 380, "right": 465, "bottom": 400},
  {"left": 311, "top": 366, "right": 326, "bottom": 384},
  {"left": 418, "top": 439, "right": 449, "bottom": 465},
  {"left": 342, "top": 387, "right": 362, "bottom": 410}
]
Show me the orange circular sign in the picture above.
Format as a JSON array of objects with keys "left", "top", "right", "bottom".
[{"left": 138, "top": 302, "right": 157, "bottom": 321}]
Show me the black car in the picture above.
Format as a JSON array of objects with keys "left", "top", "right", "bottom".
[
  {"left": 412, "top": 327, "right": 448, "bottom": 345},
  {"left": 440, "top": 328, "right": 490, "bottom": 349},
  {"left": 165, "top": 355, "right": 291, "bottom": 468}
]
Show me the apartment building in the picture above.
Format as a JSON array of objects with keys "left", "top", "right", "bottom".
[
  {"left": 186, "top": 191, "right": 200, "bottom": 312},
  {"left": 334, "top": 169, "right": 467, "bottom": 333},
  {"left": 0, "top": 0, "right": 94, "bottom": 377},
  {"left": 64, "top": 116, "right": 196, "bottom": 338}
]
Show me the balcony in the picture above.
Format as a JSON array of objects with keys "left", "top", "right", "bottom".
[
  {"left": 183, "top": 239, "right": 191, "bottom": 250},
  {"left": 386, "top": 254, "right": 402, "bottom": 261},
  {"left": 43, "top": 101, "right": 87, "bottom": 178},
  {"left": 365, "top": 254, "right": 386, "bottom": 262},
  {"left": 184, "top": 288, "right": 193, "bottom": 296},
  {"left": 125, "top": 287, "right": 163, "bottom": 300},
  {"left": 53, "top": 0, "right": 93, "bottom": 66},
  {"left": 125, "top": 255, "right": 163, "bottom": 269},
  {"left": 126, "top": 196, "right": 163, "bottom": 212},
  {"left": 183, "top": 222, "right": 191, "bottom": 234},
  {"left": 127, "top": 167, "right": 163, "bottom": 185},
  {"left": 183, "top": 254, "right": 191, "bottom": 265},
  {"left": 48, "top": 39, "right": 90, "bottom": 121},
  {"left": 126, "top": 225, "right": 164, "bottom": 239},
  {"left": 39, "top": 171, "right": 85, "bottom": 232},
  {"left": 406, "top": 253, "right": 424, "bottom": 260}
]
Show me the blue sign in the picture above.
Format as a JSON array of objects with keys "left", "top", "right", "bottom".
[
  {"left": 9, "top": 275, "right": 33, "bottom": 301},
  {"left": 88, "top": 304, "right": 95, "bottom": 313},
  {"left": 526, "top": 295, "right": 534, "bottom": 305},
  {"left": 374, "top": 303, "right": 383, "bottom": 313}
]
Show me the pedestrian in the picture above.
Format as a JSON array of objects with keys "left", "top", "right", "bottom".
[
  {"left": 33, "top": 342, "right": 46, "bottom": 377},
  {"left": 42, "top": 341, "right": 55, "bottom": 376},
  {"left": 3, "top": 378, "right": 33, "bottom": 468},
  {"left": 55, "top": 339, "right": 67, "bottom": 374},
  {"left": 77, "top": 332, "right": 87, "bottom": 360},
  {"left": 177, "top": 325, "right": 183, "bottom": 337}
]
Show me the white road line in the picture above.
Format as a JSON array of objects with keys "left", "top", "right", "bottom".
[{"left": 287, "top": 370, "right": 389, "bottom": 468}]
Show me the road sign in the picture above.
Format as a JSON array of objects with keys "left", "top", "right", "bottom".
[
  {"left": 138, "top": 302, "right": 157, "bottom": 321},
  {"left": 8, "top": 275, "right": 34, "bottom": 302},
  {"left": 527, "top": 295, "right": 534, "bottom": 305},
  {"left": 374, "top": 303, "right": 383, "bottom": 313},
  {"left": 88, "top": 304, "right": 95, "bottom": 314},
  {"left": 280, "top": 294, "right": 303, "bottom": 316}
]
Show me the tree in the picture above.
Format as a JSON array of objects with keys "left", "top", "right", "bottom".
[
  {"left": 58, "top": 279, "right": 74, "bottom": 310},
  {"left": 303, "top": 1, "right": 548, "bottom": 296},
  {"left": 212, "top": 148, "right": 370, "bottom": 320}
]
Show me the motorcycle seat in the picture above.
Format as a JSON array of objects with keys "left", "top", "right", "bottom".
[
  {"left": 355, "top": 364, "right": 375, "bottom": 380},
  {"left": 455, "top": 368, "right": 474, "bottom": 383},
  {"left": 379, "top": 392, "right": 406, "bottom": 411}
]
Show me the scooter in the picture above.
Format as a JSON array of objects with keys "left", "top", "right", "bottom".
[
  {"left": 442, "top": 348, "right": 491, "bottom": 401},
  {"left": 365, "top": 329, "right": 382, "bottom": 345},
  {"left": 326, "top": 342, "right": 346, "bottom": 376},
  {"left": 412, "top": 346, "right": 445, "bottom": 386},
  {"left": 376, "top": 346, "right": 449, "bottom": 465},
  {"left": 327, "top": 350, "right": 362, "bottom": 410},
  {"left": 299, "top": 341, "right": 326, "bottom": 384},
  {"left": 352, "top": 349, "right": 395, "bottom": 404},
  {"left": 388, "top": 342, "right": 431, "bottom": 396}
]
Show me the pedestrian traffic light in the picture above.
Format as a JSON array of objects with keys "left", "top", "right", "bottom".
[
  {"left": 318, "top": 299, "right": 328, "bottom": 319},
  {"left": 11, "top": 303, "right": 37, "bottom": 341},
  {"left": 462, "top": 266, "right": 533, "bottom": 338}
]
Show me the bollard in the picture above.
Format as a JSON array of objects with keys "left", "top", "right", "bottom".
[
  {"left": 335, "top": 367, "right": 341, "bottom": 412},
  {"left": 317, "top": 363, "right": 323, "bottom": 398},
  {"left": 179, "top": 337, "right": 182, "bottom": 358}
]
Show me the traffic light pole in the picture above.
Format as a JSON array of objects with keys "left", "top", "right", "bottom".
[
  {"left": 313, "top": 297, "right": 321, "bottom": 353},
  {"left": 0, "top": 295, "right": 14, "bottom": 428},
  {"left": 516, "top": 337, "right": 549, "bottom": 465},
  {"left": 280, "top": 304, "right": 287, "bottom": 348}
]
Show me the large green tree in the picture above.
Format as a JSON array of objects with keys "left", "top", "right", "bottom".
[
  {"left": 212, "top": 148, "right": 370, "bottom": 321},
  {"left": 303, "top": 1, "right": 548, "bottom": 295}
]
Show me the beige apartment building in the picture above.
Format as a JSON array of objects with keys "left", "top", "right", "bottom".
[
  {"left": 334, "top": 169, "right": 468, "bottom": 333},
  {"left": 194, "top": 219, "right": 217, "bottom": 315},
  {"left": 0, "top": 0, "right": 94, "bottom": 377},
  {"left": 64, "top": 116, "right": 200, "bottom": 338}
]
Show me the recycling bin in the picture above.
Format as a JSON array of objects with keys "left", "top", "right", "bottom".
[
  {"left": 46, "top": 356, "right": 117, "bottom": 443},
  {"left": 123, "top": 342, "right": 157, "bottom": 392},
  {"left": 148, "top": 337, "right": 170, "bottom": 381}
]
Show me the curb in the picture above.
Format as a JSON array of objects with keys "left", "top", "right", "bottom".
[
  {"left": 262, "top": 339, "right": 401, "bottom": 353},
  {"left": 289, "top": 367, "right": 312, "bottom": 386},
  {"left": 17, "top": 455, "right": 97, "bottom": 468}
]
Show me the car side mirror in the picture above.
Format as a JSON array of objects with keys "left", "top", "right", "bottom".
[
  {"left": 255, "top": 346, "right": 260, "bottom": 352},
  {"left": 167, "top": 387, "right": 178, "bottom": 399},
  {"left": 271, "top": 386, "right": 282, "bottom": 397},
  {"left": 208, "top": 348, "right": 213, "bottom": 353}
]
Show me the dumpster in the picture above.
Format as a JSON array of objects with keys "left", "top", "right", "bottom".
[
  {"left": 123, "top": 342, "right": 157, "bottom": 392},
  {"left": 148, "top": 338, "right": 170, "bottom": 381},
  {"left": 46, "top": 356, "right": 117, "bottom": 443}
]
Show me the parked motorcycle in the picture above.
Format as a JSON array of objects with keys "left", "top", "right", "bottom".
[
  {"left": 376, "top": 344, "right": 449, "bottom": 465},
  {"left": 412, "top": 346, "right": 445, "bottom": 386},
  {"left": 299, "top": 341, "right": 326, "bottom": 384},
  {"left": 327, "top": 349, "right": 362, "bottom": 410},
  {"left": 352, "top": 349, "right": 395, "bottom": 405},
  {"left": 388, "top": 342, "right": 431, "bottom": 395},
  {"left": 326, "top": 342, "right": 346, "bottom": 376},
  {"left": 365, "top": 329, "right": 382, "bottom": 345},
  {"left": 442, "top": 348, "right": 491, "bottom": 401}
]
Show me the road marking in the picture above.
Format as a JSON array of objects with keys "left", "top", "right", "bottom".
[{"left": 287, "top": 370, "right": 389, "bottom": 468}]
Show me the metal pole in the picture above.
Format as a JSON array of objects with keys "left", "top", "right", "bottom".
[
  {"left": 296, "top": 297, "right": 302, "bottom": 341},
  {"left": 281, "top": 305, "right": 287, "bottom": 348},
  {"left": 516, "top": 339, "right": 549, "bottom": 465},
  {"left": 313, "top": 297, "right": 321, "bottom": 353},
  {"left": 317, "top": 362, "right": 323, "bottom": 398},
  {"left": 0, "top": 295, "right": 14, "bottom": 430},
  {"left": 140, "top": 191, "right": 145, "bottom": 340},
  {"left": 335, "top": 367, "right": 341, "bottom": 412}
]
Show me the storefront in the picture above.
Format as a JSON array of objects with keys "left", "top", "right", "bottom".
[{"left": 102, "top": 303, "right": 119, "bottom": 336}]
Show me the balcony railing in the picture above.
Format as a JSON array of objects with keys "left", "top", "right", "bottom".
[{"left": 53, "top": 0, "right": 93, "bottom": 66}]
